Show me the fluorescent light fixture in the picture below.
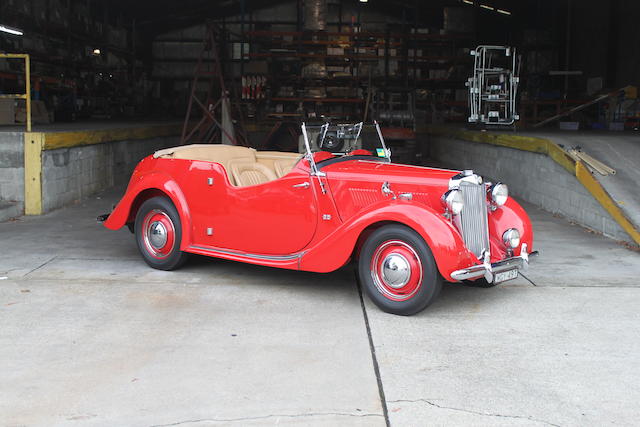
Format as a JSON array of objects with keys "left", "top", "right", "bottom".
[
  {"left": 496, "top": 8, "right": 511, "bottom": 15},
  {"left": 93, "top": 48, "right": 101, "bottom": 55},
  {"left": 462, "top": 0, "right": 474, "bottom": 4},
  {"left": 0, "top": 24, "right": 24, "bottom": 36},
  {"left": 359, "top": 0, "right": 368, "bottom": 2},
  {"left": 480, "top": 4, "right": 494, "bottom": 10}
]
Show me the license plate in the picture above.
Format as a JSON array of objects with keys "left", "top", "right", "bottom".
[{"left": 494, "top": 269, "right": 518, "bottom": 284}]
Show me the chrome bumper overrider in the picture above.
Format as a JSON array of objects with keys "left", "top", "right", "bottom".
[{"left": 451, "top": 243, "right": 539, "bottom": 282}]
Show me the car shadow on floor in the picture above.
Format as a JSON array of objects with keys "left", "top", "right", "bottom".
[{"left": 180, "top": 255, "right": 526, "bottom": 317}]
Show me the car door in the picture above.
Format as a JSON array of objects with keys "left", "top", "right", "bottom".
[{"left": 188, "top": 165, "right": 318, "bottom": 255}]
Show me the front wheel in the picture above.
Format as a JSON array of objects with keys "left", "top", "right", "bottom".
[
  {"left": 358, "top": 224, "right": 442, "bottom": 316},
  {"left": 134, "top": 196, "right": 188, "bottom": 271}
]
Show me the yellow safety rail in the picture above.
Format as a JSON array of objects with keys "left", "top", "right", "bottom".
[{"left": 0, "top": 53, "right": 31, "bottom": 131}]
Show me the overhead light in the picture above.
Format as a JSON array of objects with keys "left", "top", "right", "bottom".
[
  {"left": 462, "top": 1, "right": 511, "bottom": 15},
  {"left": 93, "top": 48, "right": 101, "bottom": 55},
  {"left": 359, "top": 0, "right": 368, "bottom": 2},
  {"left": 0, "top": 24, "right": 24, "bottom": 36}
]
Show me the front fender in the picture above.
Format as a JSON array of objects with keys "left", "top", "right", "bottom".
[
  {"left": 103, "top": 170, "right": 192, "bottom": 248},
  {"left": 488, "top": 197, "right": 534, "bottom": 258},
  {"left": 299, "top": 200, "right": 477, "bottom": 280}
]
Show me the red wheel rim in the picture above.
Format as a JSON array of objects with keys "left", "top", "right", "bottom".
[
  {"left": 370, "top": 240, "right": 423, "bottom": 301},
  {"left": 141, "top": 209, "right": 176, "bottom": 259}
]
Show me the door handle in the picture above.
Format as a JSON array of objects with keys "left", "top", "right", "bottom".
[{"left": 292, "top": 182, "right": 310, "bottom": 189}]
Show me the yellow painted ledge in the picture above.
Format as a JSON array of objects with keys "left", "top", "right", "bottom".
[
  {"left": 427, "top": 126, "right": 640, "bottom": 245},
  {"left": 23, "top": 123, "right": 182, "bottom": 216},
  {"left": 24, "top": 132, "right": 44, "bottom": 215},
  {"left": 575, "top": 162, "right": 640, "bottom": 245},
  {"left": 44, "top": 123, "right": 182, "bottom": 150}
]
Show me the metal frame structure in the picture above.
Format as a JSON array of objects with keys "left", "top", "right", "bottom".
[
  {"left": 180, "top": 23, "right": 247, "bottom": 146},
  {"left": 467, "top": 45, "right": 520, "bottom": 126},
  {"left": 0, "top": 53, "right": 31, "bottom": 131}
]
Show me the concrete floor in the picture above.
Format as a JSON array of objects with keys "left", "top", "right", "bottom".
[{"left": 1, "top": 188, "right": 639, "bottom": 426}]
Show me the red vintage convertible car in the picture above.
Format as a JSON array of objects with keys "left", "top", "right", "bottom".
[{"left": 102, "top": 122, "right": 537, "bottom": 315}]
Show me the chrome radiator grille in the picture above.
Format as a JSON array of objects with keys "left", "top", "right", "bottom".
[{"left": 459, "top": 181, "right": 490, "bottom": 258}]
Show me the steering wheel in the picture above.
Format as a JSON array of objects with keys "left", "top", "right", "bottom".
[{"left": 317, "top": 131, "right": 344, "bottom": 152}]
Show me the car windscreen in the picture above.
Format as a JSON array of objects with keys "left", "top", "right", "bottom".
[{"left": 301, "top": 123, "right": 390, "bottom": 160}]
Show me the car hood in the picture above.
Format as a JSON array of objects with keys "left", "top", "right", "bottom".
[
  {"left": 322, "top": 159, "right": 459, "bottom": 217},
  {"left": 322, "top": 159, "right": 458, "bottom": 187}
]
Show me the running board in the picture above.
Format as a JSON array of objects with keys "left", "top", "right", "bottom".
[{"left": 186, "top": 245, "right": 304, "bottom": 270}]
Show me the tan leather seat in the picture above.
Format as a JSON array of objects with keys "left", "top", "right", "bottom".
[
  {"left": 273, "top": 158, "right": 298, "bottom": 177},
  {"left": 229, "top": 160, "right": 278, "bottom": 187},
  {"left": 153, "top": 145, "right": 299, "bottom": 186},
  {"left": 154, "top": 144, "right": 257, "bottom": 185},
  {"left": 256, "top": 151, "right": 301, "bottom": 178}
]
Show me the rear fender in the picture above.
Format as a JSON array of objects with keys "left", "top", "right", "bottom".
[
  {"left": 299, "top": 200, "right": 477, "bottom": 280},
  {"left": 103, "top": 171, "right": 192, "bottom": 248}
]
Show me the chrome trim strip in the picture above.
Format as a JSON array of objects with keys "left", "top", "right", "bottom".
[
  {"left": 451, "top": 250, "right": 539, "bottom": 281},
  {"left": 189, "top": 245, "right": 303, "bottom": 262}
]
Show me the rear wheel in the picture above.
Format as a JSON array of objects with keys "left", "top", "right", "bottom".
[
  {"left": 134, "top": 196, "right": 188, "bottom": 270},
  {"left": 358, "top": 224, "right": 441, "bottom": 315}
]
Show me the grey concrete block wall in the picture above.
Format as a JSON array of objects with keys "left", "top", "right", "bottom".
[
  {"left": 429, "top": 135, "right": 633, "bottom": 244},
  {"left": 0, "top": 132, "right": 25, "bottom": 216},
  {"left": 42, "top": 136, "right": 177, "bottom": 212}
]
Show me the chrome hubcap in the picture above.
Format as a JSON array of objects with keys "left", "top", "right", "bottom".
[
  {"left": 148, "top": 221, "right": 168, "bottom": 249},
  {"left": 370, "top": 240, "right": 423, "bottom": 302},
  {"left": 381, "top": 254, "right": 410, "bottom": 288},
  {"left": 141, "top": 209, "right": 175, "bottom": 259}
]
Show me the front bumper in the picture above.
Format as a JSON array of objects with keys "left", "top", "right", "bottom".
[{"left": 451, "top": 243, "right": 539, "bottom": 282}]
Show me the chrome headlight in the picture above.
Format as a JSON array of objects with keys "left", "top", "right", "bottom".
[
  {"left": 442, "top": 189, "right": 464, "bottom": 215},
  {"left": 490, "top": 183, "right": 509, "bottom": 206},
  {"left": 502, "top": 228, "right": 520, "bottom": 248}
]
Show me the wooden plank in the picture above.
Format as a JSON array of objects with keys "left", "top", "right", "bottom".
[
  {"left": 546, "top": 143, "right": 576, "bottom": 174},
  {"left": 24, "top": 132, "right": 44, "bottom": 215}
]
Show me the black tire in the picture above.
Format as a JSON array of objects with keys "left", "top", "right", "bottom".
[
  {"left": 358, "top": 224, "right": 442, "bottom": 316},
  {"left": 134, "top": 196, "right": 188, "bottom": 271}
]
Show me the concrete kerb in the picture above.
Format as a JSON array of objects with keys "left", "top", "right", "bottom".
[
  {"left": 24, "top": 124, "right": 182, "bottom": 216},
  {"left": 426, "top": 126, "right": 640, "bottom": 246}
]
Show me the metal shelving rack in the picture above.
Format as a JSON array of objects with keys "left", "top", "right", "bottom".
[{"left": 238, "top": 27, "right": 473, "bottom": 123}]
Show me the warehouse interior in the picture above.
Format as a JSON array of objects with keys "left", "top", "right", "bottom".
[
  {"left": 1, "top": 1, "right": 640, "bottom": 426},
  {"left": 1, "top": 0, "right": 639, "bottom": 246},
  {"left": 2, "top": 0, "right": 640, "bottom": 126}
]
